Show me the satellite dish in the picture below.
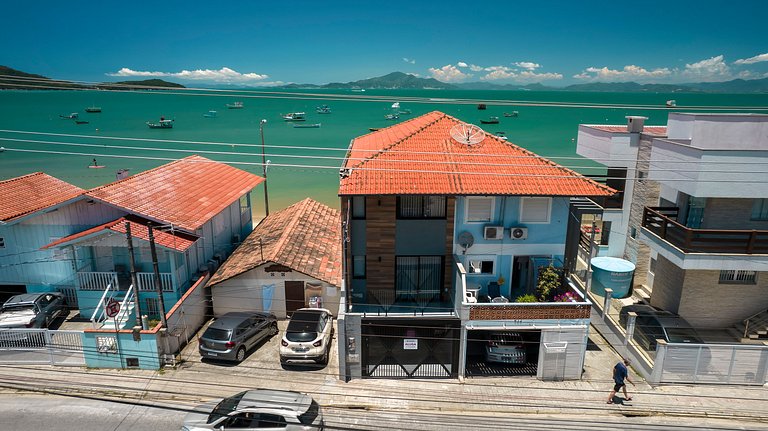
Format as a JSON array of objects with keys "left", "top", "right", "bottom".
[
  {"left": 458, "top": 231, "right": 475, "bottom": 254},
  {"left": 450, "top": 123, "right": 486, "bottom": 146}
]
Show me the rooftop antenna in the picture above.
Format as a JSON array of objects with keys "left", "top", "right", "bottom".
[{"left": 450, "top": 122, "right": 486, "bottom": 146}]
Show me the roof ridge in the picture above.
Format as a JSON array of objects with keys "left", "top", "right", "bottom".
[
  {"left": 86, "top": 155, "right": 206, "bottom": 193},
  {"left": 0, "top": 172, "right": 45, "bottom": 185},
  {"left": 351, "top": 111, "right": 445, "bottom": 169}
]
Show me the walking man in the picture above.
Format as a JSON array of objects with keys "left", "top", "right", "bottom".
[{"left": 607, "top": 358, "right": 635, "bottom": 404}]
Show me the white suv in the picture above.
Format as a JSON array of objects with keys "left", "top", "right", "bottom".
[{"left": 280, "top": 308, "right": 333, "bottom": 365}]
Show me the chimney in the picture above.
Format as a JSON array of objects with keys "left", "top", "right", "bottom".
[{"left": 626, "top": 116, "right": 647, "bottom": 133}]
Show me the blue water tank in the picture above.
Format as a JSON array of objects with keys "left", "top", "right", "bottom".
[{"left": 590, "top": 257, "right": 635, "bottom": 298}]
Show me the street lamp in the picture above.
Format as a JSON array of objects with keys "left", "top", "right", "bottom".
[{"left": 259, "top": 119, "right": 270, "bottom": 217}]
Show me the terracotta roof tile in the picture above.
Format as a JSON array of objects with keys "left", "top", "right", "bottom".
[
  {"left": 41, "top": 216, "right": 198, "bottom": 252},
  {"left": 85, "top": 155, "right": 264, "bottom": 232},
  {"left": 208, "top": 198, "right": 342, "bottom": 287},
  {"left": 340, "top": 111, "right": 615, "bottom": 197},
  {"left": 0, "top": 173, "right": 85, "bottom": 222}
]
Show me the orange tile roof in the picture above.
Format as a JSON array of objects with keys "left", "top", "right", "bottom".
[
  {"left": 41, "top": 216, "right": 198, "bottom": 252},
  {"left": 586, "top": 125, "right": 668, "bottom": 136},
  {"left": 0, "top": 173, "right": 85, "bottom": 222},
  {"left": 340, "top": 111, "right": 615, "bottom": 197},
  {"left": 86, "top": 155, "right": 264, "bottom": 232},
  {"left": 208, "top": 198, "right": 342, "bottom": 287}
]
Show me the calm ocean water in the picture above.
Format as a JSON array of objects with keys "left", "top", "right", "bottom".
[{"left": 1, "top": 89, "right": 767, "bottom": 216}]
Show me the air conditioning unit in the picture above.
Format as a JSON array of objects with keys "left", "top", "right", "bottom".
[
  {"left": 483, "top": 226, "right": 504, "bottom": 240},
  {"left": 510, "top": 227, "right": 528, "bottom": 240}
]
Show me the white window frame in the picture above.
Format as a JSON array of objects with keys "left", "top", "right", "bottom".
[
  {"left": 465, "top": 197, "right": 495, "bottom": 223},
  {"left": 467, "top": 255, "right": 496, "bottom": 276},
  {"left": 719, "top": 270, "right": 757, "bottom": 285},
  {"left": 0, "top": 236, "right": 5, "bottom": 249},
  {"left": 520, "top": 197, "right": 552, "bottom": 224}
]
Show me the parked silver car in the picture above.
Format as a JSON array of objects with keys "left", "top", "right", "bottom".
[
  {"left": 280, "top": 308, "right": 333, "bottom": 365},
  {"left": 181, "top": 389, "right": 324, "bottom": 430},
  {"left": 0, "top": 292, "right": 66, "bottom": 329},
  {"left": 485, "top": 332, "right": 527, "bottom": 365},
  {"left": 199, "top": 312, "right": 278, "bottom": 363}
]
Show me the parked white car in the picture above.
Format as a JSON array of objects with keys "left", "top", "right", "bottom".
[{"left": 280, "top": 308, "right": 333, "bottom": 365}]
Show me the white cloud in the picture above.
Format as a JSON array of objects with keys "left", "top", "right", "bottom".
[
  {"left": 428, "top": 64, "right": 472, "bottom": 82},
  {"left": 514, "top": 61, "right": 540, "bottom": 71},
  {"left": 457, "top": 61, "right": 468, "bottom": 68},
  {"left": 469, "top": 64, "right": 484, "bottom": 72},
  {"left": 734, "top": 53, "right": 768, "bottom": 65},
  {"left": 480, "top": 66, "right": 563, "bottom": 82},
  {"left": 518, "top": 71, "right": 563, "bottom": 81},
  {"left": 107, "top": 67, "right": 269, "bottom": 83},
  {"left": 573, "top": 65, "right": 672, "bottom": 81},
  {"left": 682, "top": 55, "right": 730, "bottom": 81},
  {"left": 403, "top": 57, "right": 416, "bottom": 64}
]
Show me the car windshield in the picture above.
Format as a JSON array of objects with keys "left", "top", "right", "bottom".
[
  {"left": 203, "top": 327, "right": 231, "bottom": 341},
  {"left": 298, "top": 399, "right": 320, "bottom": 425},
  {"left": 286, "top": 312, "right": 322, "bottom": 342},
  {"left": 666, "top": 328, "right": 701, "bottom": 343},
  {"left": 208, "top": 391, "right": 247, "bottom": 424}
]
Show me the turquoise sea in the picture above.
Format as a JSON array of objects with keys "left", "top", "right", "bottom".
[{"left": 1, "top": 89, "right": 767, "bottom": 217}]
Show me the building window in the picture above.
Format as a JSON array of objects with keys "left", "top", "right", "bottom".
[
  {"left": 465, "top": 197, "right": 494, "bottom": 223},
  {"left": 397, "top": 196, "right": 446, "bottom": 219},
  {"left": 719, "top": 270, "right": 757, "bottom": 284},
  {"left": 0, "top": 237, "right": 4, "bottom": 248},
  {"left": 468, "top": 258, "right": 495, "bottom": 275},
  {"left": 352, "top": 255, "right": 366, "bottom": 279},
  {"left": 351, "top": 196, "right": 366, "bottom": 219},
  {"left": 649, "top": 256, "right": 657, "bottom": 276},
  {"left": 751, "top": 199, "right": 768, "bottom": 221},
  {"left": 520, "top": 197, "right": 551, "bottom": 223},
  {"left": 395, "top": 256, "right": 443, "bottom": 297},
  {"left": 239, "top": 194, "right": 250, "bottom": 215}
]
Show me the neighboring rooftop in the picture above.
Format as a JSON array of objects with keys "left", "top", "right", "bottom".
[
  {"left": 0, "top": 172, "right": 85, "bottom": 223},
  {"left": 584, "top": 125, "right": 668, "bottom": 136},
  {"left": 86, "top": 155, "right": 264, "bottom": 232},
  {"left": 208, "top": 198, "right": 342, "bottom": 287},
  {"left": 339, "top": 111, "right": 615, "bottom": 197}
]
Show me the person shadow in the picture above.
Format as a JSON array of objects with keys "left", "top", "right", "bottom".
[{"left": 608, "top": 395, "right": 633, "bottom": 405}]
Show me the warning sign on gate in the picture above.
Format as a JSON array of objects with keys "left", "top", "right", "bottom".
[{"left": 105, "top": 298, "right": 121, "bottom": 318}]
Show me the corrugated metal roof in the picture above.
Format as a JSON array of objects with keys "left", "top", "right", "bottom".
[
  {"left": 86, "top": 155, "right": 264, "bottom": 232},
  {"left": 0, "top": 172, "right": 85, "bottom": 222},
  {"left": 208, "top": 198, "right": 342, "bottom": 287},
  {"left": 340, "top": 111, "right": 615, "bottom": 197}
]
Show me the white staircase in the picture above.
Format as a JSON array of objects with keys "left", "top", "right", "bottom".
[{"left": 91, "top": 284, "right": 136, "bottom": 330}]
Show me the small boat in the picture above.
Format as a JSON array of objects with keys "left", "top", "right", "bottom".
[
  {"left": 480, "top": 116, "right": 499, "bottom": 124},
  {"left": 89, "top": 158, "right": 105, "bottom": 169},
  {"left": 293, "top": 123, "right": 321, "bottom": 128},
  {"left": 316, "top": 105, "right": 332, "bottom": 114},
  {"left": 503, "top": 111, "right": 519, "bottom": 118},
  {"left": 226, "top": 101, "right": 244, "bottom": 109},
  {"left": 203, "top": 110, "right": 217, "bottom": 118},
  {"left": 351, "top": 88, "right": 365, "bottom": 92},
  {"left": 369, "top": 128, "right": 380, "bottom": 132},
  {"left": 60, "top": 112, "right": 79, "bottom": 119},
  {"left": 477, "top": 104, "right": 487, "bottom": 110},
  {"left": 282, "top": 112, "right": 306, "bottom": 121},
  {"left": 666, "top": 100, "right": 677, "bottom": 107},
  {"left": 398, "top": 109, "right": 412, "bottom": 115},
  {"left": 146, "top": 117, "right": 174, "bottom": 129},
  {"left": 85, "top": 106, "right": 102, "bottom": 113},
  {"left": 391, "top": 102, "right": 400, "bottom": 109},
  {"left": 75, "top": 120, "right": 89, "bottom": 125},
  {"left": 384, "top": 114, "right": 399, "bottom": 120},
  {"left": 494, "top": 131, "right": 508, "bottom": 141}
]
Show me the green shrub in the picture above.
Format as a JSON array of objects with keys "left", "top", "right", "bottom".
[
  {"left": 515, "top": 294, "right": 538, "bottom": 303},
  {"left": 536, "top": 264, "right": 563, "bottom": 301}
]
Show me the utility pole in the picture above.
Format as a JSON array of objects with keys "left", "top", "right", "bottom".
[
  {"left": 147, "top": 224, "right": 168, "bottom": 329},
  {"left": 260, "top": 119, "right": 270, "bottom": 216},
  {"left": 124, "top": 221, "right": 144, "bottom": 329}
]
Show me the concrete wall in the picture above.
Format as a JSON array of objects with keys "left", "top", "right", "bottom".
[
  {"left": 649, "top": 255, "right": 685, "bottom": 314},
  {"left": 677, "top": 269, "right": 768, "bottom": 328},
  {"left": 702, "top": 198, "right": 768, "bottom": 230},
  {"left": 667, "top": 113, "right": 768, "bottom": 150}
]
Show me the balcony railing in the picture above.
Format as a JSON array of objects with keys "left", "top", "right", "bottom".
[
  {"left": 137, "top": 272, "right": 174, "bottom": 292},
  {"left": 642, "top": 207, "right": 768, "bottom": 254}
]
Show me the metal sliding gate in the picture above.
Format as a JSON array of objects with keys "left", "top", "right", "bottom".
[
  {"left": 0, "top": 329, "right": 85, "bottom": 366},
  {"left": 362, "top": 318, "right": 460, "bottom": 378}
]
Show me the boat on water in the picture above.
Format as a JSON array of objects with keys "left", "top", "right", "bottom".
[
  {"left": 316, "top": 105, "right": 332, "bottom": 114},
  {"left": 494, "top": 131, "right": 508, "bottom": 141},
  {"left": 282, "top": 112, "right": 306, "bottom": 121},
  {"left": 666, "top": 100, "right": 677, "bottom": 107},
  {"left": 398, "top": 109, "right": 412, "bottom": 115},
  {"left": 226, "top": 102, "right": 244, "bottom": 109},
  {"left": 85, "top": 106, "right": 102, "bottom": 113},
  {"left": 146, "top": 117, "right": 174, "bottom": 129},
  {"left": 351, "top": 88, "right": 365, "bottom": 92},
  {"left": 385, "top": 114, "right": 399, "bottom": 120},
  {"left": 203, "top": 110, "right": 217, "bottom": 118},
  {"left": 503, "top": 111, "right": 519, "bottom": 118},
  {"left": 293, "top": 123, "right": 321, "bottom": 128},
  {"left": 60, "top": 112, "right": 78, "bottom": 119},
  {"left": 369, "top": 128, "right": 380, "bottom": 132},
  {"left": 75, "top": 120, "right": 89, "bottom": 125},
  {"left": 477, "top": 104, "right": 487, "bottom": 110},
  {"left": 391, "top": 102, "right": 400, "bottom": 109},
  {"left": 480, "top": 116, "right": 500, "bottom": 124}
]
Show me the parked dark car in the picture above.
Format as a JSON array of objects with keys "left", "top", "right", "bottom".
[
  {"left": 199, "top": 312, "right": 278, "bottom": 363},
  {"left": 619, "top": 304, "right": 704, "bottom": 351},
  {"left": 0, "top": 292, "right": 66, "bottom": 329}
]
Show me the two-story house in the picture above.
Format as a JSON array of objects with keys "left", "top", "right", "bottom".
[{"left": 337, "top": 111, "right": 615, "bottom": 381}]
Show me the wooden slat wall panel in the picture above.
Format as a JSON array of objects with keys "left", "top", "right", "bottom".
[
  {"left": 366, "top": 196, "right": 396, "bottom": 291},
  {"left": 443, "top": 197, "right": 455, "bottom": 300}
]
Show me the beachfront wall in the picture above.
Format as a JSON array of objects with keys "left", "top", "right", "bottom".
[
  {"left": 212, "top": 263, "right": 341, "bottom": 319},
  {"left": 453, "top": 196, "right": 568, "bottom": 300}
]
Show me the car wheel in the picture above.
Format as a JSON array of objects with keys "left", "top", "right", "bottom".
[
  {"left": 235, "top": 347, "right": 246, "bottom": 363},
  {"left": 270, "top": 323, "right": 278, "bottom": 336}
]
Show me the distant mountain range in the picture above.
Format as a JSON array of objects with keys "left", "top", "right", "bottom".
[
  {"left": 2, "top": 66, "right": 768, "bottom": 93},
  {"left": 0, "top": 66, "right": 185, "bottom": 90}
]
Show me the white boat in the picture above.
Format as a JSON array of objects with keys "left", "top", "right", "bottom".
[
  {"left": 391, "top": 102, "right": 400, "bottom": 109},
  {"left": 203, "top": 110, "right": 217, "bottom": 118},
  {"left": 147, "top": 118, "right": 174, "bottom": 129},
  {"left": 282, "top": 112, "right": 306, "bottom": 121},
  {"left": 503, "top": 111, "right": 519, "bottom": 118},
  {"left": 384, "top": 114, "right": 399, "bottom": 120},
  {"left": 60, "top": 112, "right": 78, "bottom": 119},
  {"left": 226, "top": 101, "right": 244, "bottom": 109},
  {"left": 293, "top": 123, "right": 321, "bottom": 128},
  {"left": 316, "top": 105, "right": 331, "bottom": 114},
  {"left": 666, "top": 100, "right": 677, "bottom": 107}
]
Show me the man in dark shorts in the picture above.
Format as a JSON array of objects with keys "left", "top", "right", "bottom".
[{"left": 607, "top": 358, "right": 635, "bottom": 403}]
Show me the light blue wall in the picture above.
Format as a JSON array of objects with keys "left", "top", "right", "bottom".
[{"left": 82, "top": 330, "right": 161, "bottom": 370}]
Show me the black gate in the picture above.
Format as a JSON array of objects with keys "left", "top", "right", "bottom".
[{"left": 362, "top": 318, "right": 459, "bottom": 378}]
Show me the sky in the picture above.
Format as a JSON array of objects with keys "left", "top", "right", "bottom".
[{"left": 2, "top": 0, "right": 767, "bottom": 87}]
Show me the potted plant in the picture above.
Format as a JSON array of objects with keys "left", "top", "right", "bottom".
[{"left": 536, "top": 264, "right": 563, "bottom": 302}]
